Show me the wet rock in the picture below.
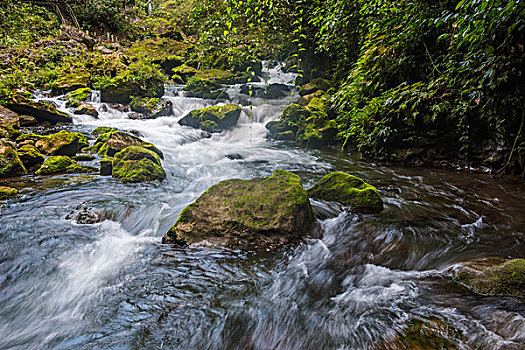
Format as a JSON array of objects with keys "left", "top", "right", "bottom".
[
  {"left": 183, "top": 77, "right": 229, "bottom": 100},
  {"left": 299, "top": 78, "right": 331, "bottom": 96},
  {"left": 91, "top": 126, "right": 116, "bottom": 136},
  {"left": 72, "top": 154, "right": 96, "bottom": 161},
  {"left": 179, "top": 104, "right": 242, "bottom": 133},
  {"left": 17, "top": 144, "right": 44, "bottom": 169},
  {"left": 0, "top": 105, "right": 19, "bottom": 127},
  {"left": 297, "top": 90, "right": 324, "bottom": 106},
  {"left": 110, "top": 103, "right": 129, "bottom": 113},
  {"left": 451, "top": 258, "right": 525, "bottom": 299},
  {"left": 34, "top": 130, "right": 89, "bottom": 157},
  {"left": 0, "top": 140, "right": 27, "bottom": 178},
  {"left": 93, "top": 130, "right": 164, "bottom": 159},
  {"left": 163, "top": 169, "right": 314, "bottom": 249},
  {"left": 387, "top": 317, "right": 462, "bottom": 349},
  {"left": 0, "top": 186, "right": 19, "bottom": 200},
  {"left": 112, "top": 146, "right": 166, "bottom": 183},
  {"left": 74, "top": 103, "right": 99, "bottom": 117},
  {"left": 35, "top": 156, "right": 98, "bottom": 176},
  {"left": 226, "top": 153, "right": 244, "bottom": 160},
  {"left": 130, "top": 97, "right": 173, "bottom": 119},
  {"left": 99, "top": 157, "right": 113, "bottom": 176},
  {"left": 18, "top": 114, "right": 39, "bottom": 127},
  {"left": 308, "top": 172, "right": 383, "bottom": 213},
  {"left": 66, "top": 203, "right": 106, "bottom": 224},
  {"left": 0, "top": 123, "right": 21, "bottom": 141},
  {"left": 6, "top": 95, "right": 72, "bottom": 124},
  {"left": 240, "top": 83, "right": 289, "bottom": 99},
  {"left": 101, "top": 78, "right": 164, "bottom": 104}
]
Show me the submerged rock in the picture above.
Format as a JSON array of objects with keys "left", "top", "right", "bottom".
[
  {"left": 0, "top": 140, "right": 26, "bottom": 178},
  {"left": 308, "top": 172, "right": 383, "bottom": 213},
  {"left": 66, "top": 203, "right": 107, "bottom": 224},
  {"left": 451, "top": 258, "right": 525, "bottom": 299},
  {"left": 0, "top": 186, "right": 19, "bottom": 200},
  {"left": 6, "top": 95, "right": 72, "bottom": 124},
  {"left": 111, "top": 146, "right": 166, "bottom": 183},
  {"left": 35, "top": 156, "right": 97, "bottom": 175},
  {"left": 386, "top": 317, "right": 462, "bottom": 349},
  {"left": 163, "top": 169, "right": 314, "bottom": 249},
  {"left": 34, "top": 130, "right": 89, "bottom": 157},
  {"left": 179, "top": 104, "right": 242, "bottom": 133},
  {"left": 93, "top": 130, "right": 164, "bottom": 159}
]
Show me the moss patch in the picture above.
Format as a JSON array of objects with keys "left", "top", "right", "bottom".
[
  {"left": 308, "top": 172, "right": 383, "bottom": 213},
  {"left": 0, "top": 186, "right": 19, "bottom": 200},
  {"left": 179, "top": 104, "right": 242, "bottom": 132},
  {"left": 0, "top": 140, "right": 27, "bottom": 178},
  {"left": 35, "top": 130, "right": 89, "bottom": 157},
  {"left": 111, "top": 146, "right": 166, "bottom": 183},
  {"left": 35, "top": 156, "right": 97, "bottom": 175}
]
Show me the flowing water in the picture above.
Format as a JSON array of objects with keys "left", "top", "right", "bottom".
[{"left": 0, "top": 65, "right": 524, "bottom": 349}]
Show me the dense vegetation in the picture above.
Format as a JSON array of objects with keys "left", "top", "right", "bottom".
[{"left": 1, "top": 0, "right": 524, "bottom": 175}]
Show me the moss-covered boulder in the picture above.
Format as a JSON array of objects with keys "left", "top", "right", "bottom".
[
  {"left": 35, "top": 130, "right": 89, "bottom": 157},
  {"left": 0, "top": 140, "right": 27, "bottom": 178},
  {"left": 179, "top": 104, "right": 242, "bottom": 133},
  {"left": 266, "top": 104, "right": 312, "bottom": 141},
  {"left": 35, "top": 156, "right": 98, "bottom": 176},
  {"left": 130, "top": 97, "right": 173, "bottom": 119},
  {"left": 0, "top": 124, "right": 21, "bottom": 141},
  {"left": 17, "top": 144, "right": 44, "bottom": 169},
  {"left": 52, "top": 71, "right": 90, "bottom": 95},
  {"left": 0, "top": 186, "right": 19, "bottom": 200},
  {"left": 93, "top": 130, "right": 164, "bottom": 159},
  {"left": 183, "top": 76, "right": 229, "bottom": 100},
  {"left": 297, "top": 90, "right": 324, "bottom": 106},
  {"left": 6, "top": 95, "right": 72, "bottom": 124},
  {"left": 112, "top": 146, "right": 166, "bottom": 183},
  {"left": 91, "top": 126, "right": 116, "bottom": 136},
  {"left": 451, "top": 258, "right": 525, "bottom": 299},
  {"left": 240, "top": 83, "right": 289, "bottom": 99},
  {"left": 299, "top": 78, "right": 331, "bottom": 96},
  {"left": 265, "top": 121, "right": 297, "bottom": 141},
  {"left": 74, "top": 103, "right": 99, "bottom": 118},
  {"left": 308, "top": 172, "right": 383, "bottom": 213},
  {"left": 100, "top": 66, "right": 165, "bottom": 104},
  {"left": 172, "top": 64, "right": 198, "bottom": 83},
  {"left": 66, "top": 87, "right": 91, "bottom": 101},
  {"left": 163, "top": 169, "right": 315, "bottom": 249}
]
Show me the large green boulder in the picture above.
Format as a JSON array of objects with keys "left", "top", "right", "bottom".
[
  {"left": 0, "top": 186, "right": 19, "bottom": 200},
  {"left": 91, "top": 126, "right": 116, "bottom": 136},
  {"left": 17, "top": 144, "right": 44, "bottom": 169},
  {"left": 112, "top": 146, "right": 166, "bottom": 183},
  {"left": 101, "top": 75, "right": 164, "bottom": 104},
  {"left": 130, "top": 97, "right": 172, "bottom": 119},
  {"left": 163, "top": 170, "right": 315, "bottom": 249},
  {"left": 66, "top": 87, "right": 92, "bottom": 101},
  {"left": 93, "top": 130, "right": 164, "bottom": 159},
  {"left": 6, "top": 95, "right": 72, "bottom": 124},
  {"left": 308, "top": 172, "right": 383, "bottom": 213},
  {"left": 179, "top": 104, "right": 242, "bottom": 133},
  {"left": 34, "top": 130, "right": 89, "bottom": 157},
  {"left": 35, "top": 156, "right": 97, "bottom": 175},
  {"left": 0, "top": 140, "right": 26, "bottom": 178},
  {"left": 183, "top": 76, "right": 229, "bottom": 100},
  {"left": 451, "top": 258, "right": 525, "bottom": 299}
]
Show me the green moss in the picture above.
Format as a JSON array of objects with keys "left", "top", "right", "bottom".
[
  {"left": 453, "top": 258, "right": 525, "bottom": 299},
  {"left": 94, "top": 130, "right": 164, "bottom": 159},
  {"left": 281, "top": 104, "right": 311, "bottom": 124},
  {"left": 17, "top": 144, "right": 44, "bottom": 168},
  {"left": 66, "top": 88, "right": 91, "bottom": 101},
  {"left": 392, "top": 318, "right": 461, "bottom": 349},
  {"left": 0, "top": 186, "right": 19, "bottom": 200},
  {"left": 35, "top": 130, "right": 89, "bottom": 156},
  {"left": 0, "top": 140, "right": 27, "bottom": 177},
  {"left": 308, "top": 172, "right": 383, "bottom": 213},
  {"left": 36, "top": 156, "right": 97, "bottom": 175},
  {"left": 0, "top": 124, "right": 22, "bottom": 140},
  {"left": 183, "top": 76, "right": 229, "bottom": 100},
  {"left": 65, "top": 99, "right": 82, "bottom": 108},
  {"left": 92, "top": 127, "right": 116, "bottom": 136},
  {"left": 179, "top": 104, "right": 242, "bottom": 132},
  {"left": 112, "top": 146, "right": 165, "bottom": 183},
  {"left": 306, "top": 97, "right": 324, "bottom": 112}
]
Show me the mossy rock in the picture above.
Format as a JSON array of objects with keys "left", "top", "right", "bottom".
[
  {"left": 52, "top": 71, "right": 90, "bottom": 95},
  {"left": 183, "top": 76, "right": 229, "bottom": 100},
  {"left": 0, "top": 105, "right": 20, "bottom": 127},
  {"left": 112, "top": 146, "right": 166, "bottom": 183},
  {"left": 0, "top": 123, "right": 21, "bottom": 141},
  {"left": 240, "top": 83, "right": 289, "bottom": 99},
  {"left": 6, "top": 95, "right": 72, "bottom": 124},
  {"left": 100, "top": 75, "right": 165, "bottom": 104},
  {"left": 179, "top": 104, "right": 242, "bottom": 133},
  {"left": 66, "top": 99, "right": 82, "bottom": 108},
  {"left": 35, "top": 130, "right": 89, "bottom": 157},
  {"left": 66, "top": 88, "right": 92, "bottom": 101},
  {"left": 306, "top": 97, "right": 324, "bottom": 112},
  {"left": 297, "top": 90, "right": 324, "bottom": 106},
  {"left": 299, "top": 78, "right": 331, "bottom": 96},
  {"left": 35, "top": 156, "right": 98, "bottom": 175},
  {"left": 17, "top": 144, "right": 44, "bottom": 169},
  {"left": 92, "top": 127, "right": 116, "bottom": 136},
  {"left": 72, "top": 154, "right": 96, "bottom": 161},
  {"left": 172, "top": 65, "right": 198, "bottom": 83},
  {"left": 0, "top": 140, "right": 27, "bottom": 178},
  {"left": 94, "top": 130, "right": 164, "bottom": 159},
  {"left": 297, "top": 119, "right": 337, "bottom": 147},
  {"left": 387, "top": 318, "right": 461, "bottom": 349},
  {"left": 281, "top": 104, "right": 311, "bottom": 124},
  {"left": 308, "top": 172, "right": 383, "bottom": 213},
  {"left": 15, "top": 132, "right": 46, "bottom": 146},
  {"left": 0, "top": 186, "right": 19, "bottom": 200},
  {"left": 163, "top": 169, "right": 315, "bottom": 249},
  {"left": 451, "top": 258, "right": 525, "bottom": 299},
  {"left": 130, "top": 97, "right": 172, "bottom": 119}
]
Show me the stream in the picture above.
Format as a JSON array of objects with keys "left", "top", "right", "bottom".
[{"left": 0, "top": 65, "right": 524, "bottom": 349}]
